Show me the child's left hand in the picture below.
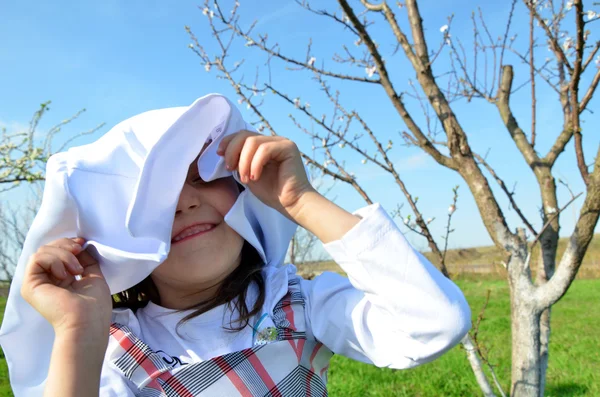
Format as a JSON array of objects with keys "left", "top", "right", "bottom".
[{"left": 216, "top": 131, "right": 316, "bottom": 219}]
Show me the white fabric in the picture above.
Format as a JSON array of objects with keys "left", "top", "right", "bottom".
[
  {"left": 99, "top": 203, "right": 472, "bottom": 395},
  {"left": 0, "top": 94, "right": 299, "bottom": 397}
]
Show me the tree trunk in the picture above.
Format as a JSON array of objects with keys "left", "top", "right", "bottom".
[
  {"left": 511, "top": 296, "right": 542, "bottom": 396},
  {"left": 538, "top": 307, "right": 551, "bottom": 396}
]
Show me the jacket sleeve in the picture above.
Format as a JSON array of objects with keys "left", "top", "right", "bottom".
[{"left": 299, "top": 203, "right": 471, "bottom": 369}]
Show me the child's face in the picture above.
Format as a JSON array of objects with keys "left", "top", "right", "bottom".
[{"left": 150, "top": 152, "right": 244, "bottom": 301}]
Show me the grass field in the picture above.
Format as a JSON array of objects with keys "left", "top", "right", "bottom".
[{"left": 0, "top": 279, "right": 598, "bottom": 396}]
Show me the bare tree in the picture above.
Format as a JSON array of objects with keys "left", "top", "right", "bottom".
[{"left": 188, "top": 0, "right": 600, "bottom": 395}]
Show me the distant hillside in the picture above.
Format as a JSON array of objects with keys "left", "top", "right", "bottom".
[{"left": 300, "top": 234, "right": 600, "bottom": 279}]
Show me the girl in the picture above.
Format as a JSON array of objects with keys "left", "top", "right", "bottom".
[{"left": 3, "top": 95, "right": 471, "bottom": 396}]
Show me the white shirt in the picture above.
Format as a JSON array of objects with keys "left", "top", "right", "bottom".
[{"left": 99, "top": 203, "right": 472, "bottom": 396}]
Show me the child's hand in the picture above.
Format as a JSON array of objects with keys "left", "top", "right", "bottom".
[
  {"left": 20, "top": 238, "right": 112, "bottom": 337},
  {"left": 216, "top": 131, "right": 316, "bottom": 219}
]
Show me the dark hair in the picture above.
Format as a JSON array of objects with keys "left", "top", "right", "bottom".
[{"left": 112, "top": 237, "right": 266, "bottom": 333}]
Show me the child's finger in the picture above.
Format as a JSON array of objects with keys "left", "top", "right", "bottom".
[
  {"left": 238, "top": 135, "right": 274, "bottom": 183},
  {"left": 249, "top": 141, "right": 278, "bottom": 181},
  {"left": 250, "top": 139, "right": 296, "bottom": 181},
  {"left": 220, "top": 131, "right": 251, "bottom": 173},
  {"left": 37, "top": 246, "right": 83, "bottom": 275},
  {"left": 46, "top": 238, "right": 83, "bottom": 255},
  {"left": 28, "top": 252, "right": 70, "bottom": 280},
  {"left": 216, "top": 134, "right": 235, "bottom": 156},
  {"left": 75, "top": 249, "right": 99, "bottom": 268}
]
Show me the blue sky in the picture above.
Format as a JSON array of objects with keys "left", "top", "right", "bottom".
[{"left": 1, "top": 0, "right": 599, "bottom": 253}]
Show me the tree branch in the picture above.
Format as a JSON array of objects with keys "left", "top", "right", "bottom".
[
  {"left": 473, "top": 151, "right": 537, "bottom": 237},
  {"left": 339, "top": 0, "right": 458, "bottom": 171},
  {"left": 570, "top": 0, "right": 589, "bottom": 185},
  {"left": 496, "top": 65, "right": 541, "bottom": 168},
  {"left": 579, "top": 68, "right": 600, "bottom": 113},
  {"left": 536, "top": 145, "right": 600, "bottom": 308},
  {"left": 523, "top": 0, "right": 573, "bottom": 74}
]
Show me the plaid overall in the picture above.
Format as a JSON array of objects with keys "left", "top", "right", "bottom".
[{"left": 108, "top": 278, "right": 333, "bottom": 396}]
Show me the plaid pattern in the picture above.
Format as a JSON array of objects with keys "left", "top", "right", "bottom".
[{"left": 108, "top": 277, "right": 333, "bottom": 396}]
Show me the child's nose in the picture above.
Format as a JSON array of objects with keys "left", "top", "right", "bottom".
[{"left": 175, "top": 183, "right": 200, "bottom": 215}]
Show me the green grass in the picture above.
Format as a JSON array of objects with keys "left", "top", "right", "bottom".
[
  {"left": 326, "top": 278, "right": 600, "bottom": 396},
  {"left": 0, "top": 279, "right": 598, "bottom": 396}
]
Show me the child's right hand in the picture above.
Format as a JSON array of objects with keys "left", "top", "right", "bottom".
[{"left": 20, "top": 237, "right": 112, "bottom": 336}]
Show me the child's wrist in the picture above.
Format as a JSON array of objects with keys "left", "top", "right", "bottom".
[{"left": 54, "top": 324, "right": 109, "bottom": 352}]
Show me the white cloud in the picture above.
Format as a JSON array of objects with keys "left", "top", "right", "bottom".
[
  {"left": 396, "top": 152, "right": 429, "bottom": 171},
  {"left": 255, "top": 3, "right": 300, "bottom": 29},
  {"left": 0, "top": 119, "right": 29, "bottom": 133}
]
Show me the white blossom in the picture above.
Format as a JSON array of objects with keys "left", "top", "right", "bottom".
[
  {"left": 404, "top": 217, "right": 410, "bottom": 225},
  {"left": 257, "top": 124, "right": 265, "bottom": 132},
  {"left": 361, "top": 159, "right": 367, "bottom": 164},
  {"left": 354, "top": 38, "right": 362, "bottom": 46},
  {"left": 245, "top": 40, "right": 254, "bottom": 47},
  {"left": 365, "top": 66, "right": 377, "bottom": 77},
  {"left": 440, "top": 25, "right": 449, "bottom": 33},
  {"left": 546, "top": 206, "right": 558, "bottom": 214},
  {"left": 204, "top": 63, "right": 211, "bottom": 72},
  {"left": 293, "top": 97, "right": 301, "bottom": 108},
  {"left": 188, "top": 43, "right": 194, "bottom": 49},
  {"left": 308, "top": 57, "right": 316, "bottom": 66},
  {"left": 386, "top": 140, "right": 393, "bottom": 150},
  {"left": 202, "top": 7, "right": 209, "bottom": 15},
  {"left": 587, "top": 10, "right": 597, "bottom": 20},
  {"left": 237, "top": 98, "right": 244, "bottom": 104},
  {"left": 448, "top": 204, "right": 456, "bottom": 215},
  {"left": 321, "top": 138, "right": 327, "bottom": 147},
  {"left": 246, "top": 103, "right": 251, "bottom": 109},
  {"left": 426, "top": 217, "right": 433, "bottom": 224},
  {"left": 563, "top": 37, "right": 573, "bottom": 51},
  {"left": 565, "top": 1, "right": 573, "bottom": 10},
  {"left": 338, "top": 143, "right": 345, "bottom": 149},
  {"left": 595, "top": 55, "right": 600, "bottom": 66},
  {"left": 304, "top": 102, "right": 310, "bottom": 109},
  {"left": 209, "top": 10, "right": 215, "bottom": 18},
  {"left": 311, "top": 145, "right": 316, "bottom": 150}
]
